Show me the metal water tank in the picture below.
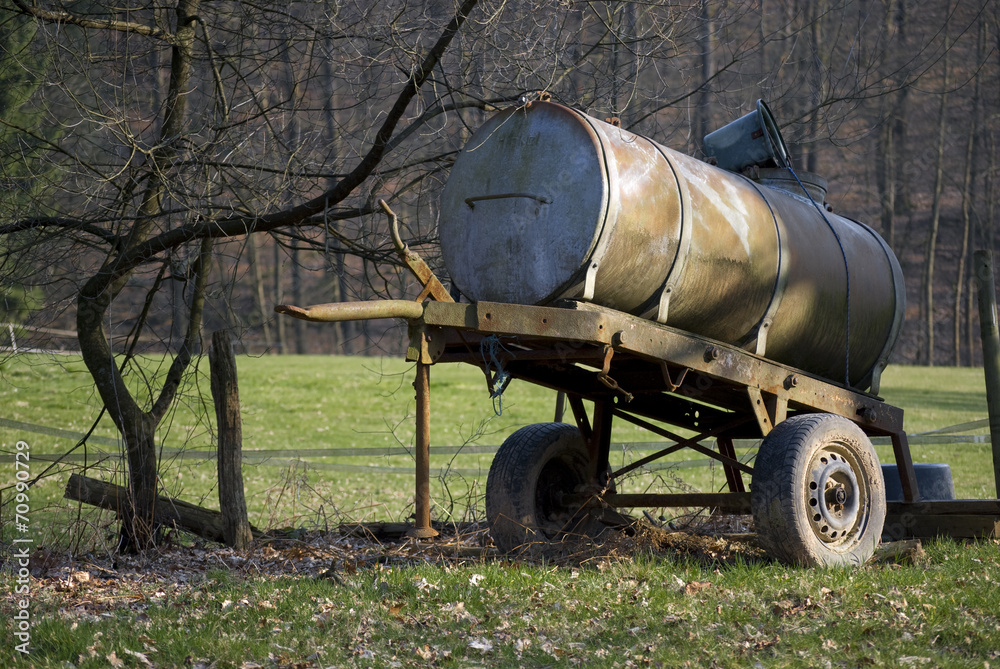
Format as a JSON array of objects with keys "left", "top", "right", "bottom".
[{"left": 438, "top": 102, "right": 903, "bottom": 391}]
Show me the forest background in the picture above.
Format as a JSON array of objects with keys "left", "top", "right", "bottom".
[{"left": 0, "top": 0, "right": 997, "bottom": 547}]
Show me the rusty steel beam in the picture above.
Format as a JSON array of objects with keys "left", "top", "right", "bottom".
[
  {"left": 407, "top": 359, "right": 438, "bottom": 539},
  {"left": 568, "top": 394, "right": 592, "bottom": 442},
  {"left": 890, "top": 431, "right": 920, "bottom": 503},
  {"left": 586, "top": 492, "right": 752, "bottom": 513},
  {"left": 276, "top": 300, "right": 425, "bottom": 323},
  {"left": 420, "top": 300, "right": 904, "bottom": 434},
  {"left": 610, "top": 413, "right": 754, "bottom": 479},
  {"left": 591, "top": 400, "right": 614, "bottom": 484},
  {"left": 383, "top": 199, "right": 454, "bottom": 303},
  {"left": 716, "top": 436, "right": 747, "bottom": 493},
  {"left": 887, "top": 499, "right": 1000, "bottom": 515},
  {"left": 438, "top": 347, "right": 607, "bottom": 365}
]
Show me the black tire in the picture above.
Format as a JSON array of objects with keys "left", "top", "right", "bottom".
[
  {"left": 486, "top": 422, "right": 605, "bottom": 554},
  {"left": 751, "top": 414, "right": 885, "bottom": 567}
]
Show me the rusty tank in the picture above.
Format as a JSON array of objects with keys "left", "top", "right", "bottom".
[{"left": 438, "top": 101, "right": 904, "bottom": 391}]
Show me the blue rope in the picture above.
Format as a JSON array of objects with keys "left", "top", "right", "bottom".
[
  {"left": 786, "top": 167, "right": 851, "bottom": 387},
  {"left": 479, "top": 335, "right": 511, "bottom": 415}
]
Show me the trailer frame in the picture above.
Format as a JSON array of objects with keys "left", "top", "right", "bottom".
[{"left": 276, "top": 207, "right": 1000, "bottom": 563}]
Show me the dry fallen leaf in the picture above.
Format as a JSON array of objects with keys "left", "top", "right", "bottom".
[
  {"left": 684, "top": 580, "right": 712, "bottom": 595},
  {"left": 121, "top": 648, "right": 153, "bottom": 666},
  {"left": 468, "top": 637, "right": 493, "bottom": 652}
]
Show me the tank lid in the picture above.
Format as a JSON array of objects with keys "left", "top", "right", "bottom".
[{"left": 703, "top": 99, "right": 791, "bottom": 172}]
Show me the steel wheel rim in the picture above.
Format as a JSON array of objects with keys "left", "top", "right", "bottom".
[{"left": 806, "top": 445, "right": 868, "bottom": 546}]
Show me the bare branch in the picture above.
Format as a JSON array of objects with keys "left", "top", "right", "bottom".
[
  {"left": 0, "top": 217, "right": 118, "bottom": 244},
  {"left": 10, "top": 0, "right": 175, "bottom": 42}
]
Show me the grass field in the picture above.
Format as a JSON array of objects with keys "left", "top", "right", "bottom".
[
  {"left": 3, "top": 536, "right": 1000, "bottom": 668},
  {"left": 0, "top": 353, "right": 994, "bottom": 545},
  {"left": 2, "top": 353, "right": 1000, "bottom": 667}
]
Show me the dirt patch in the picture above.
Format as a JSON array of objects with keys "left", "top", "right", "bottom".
[{"left": 12, "top": 516, "right": 764, "bottom": 610}]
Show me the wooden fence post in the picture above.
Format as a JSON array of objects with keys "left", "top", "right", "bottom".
[
  {"left": 209, "top": 330, "right": 253, "bottom": 549},
  {"left": 974, "top": 250, "right": 1000, "bottom": 498}
]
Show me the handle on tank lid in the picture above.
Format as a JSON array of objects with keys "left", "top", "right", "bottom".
[{"left": 465, "top": 192, "right": 552, "bottom": 209}]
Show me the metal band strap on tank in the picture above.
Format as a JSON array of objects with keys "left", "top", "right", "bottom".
[
  {"left": 844, "top": 219, "right": 906, "bottom": 395},
  {"left": 634, "top": 136, "right": 690, "bottom": 325},
  {"left": 573, "top": 110, "right": 620, "bottom": 303},
  {"left": 785, "top": 166, "right": 852, "bottom": 387},
  {"left": 732, "top": 175, "right": 786, "bottom": 357}
]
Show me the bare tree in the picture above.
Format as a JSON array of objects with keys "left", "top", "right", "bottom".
[{"left": 2, "top": 0, "right": 483, "bottom": 549}]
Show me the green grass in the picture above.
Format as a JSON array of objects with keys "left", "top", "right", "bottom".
[
  {"left": 2, "top": 355, "right": 1000, "bottom": 667},
  {"left": 877, "top": 365, "right": 993, "bottom": 499},
  {"left": 0, "top": 355, "right": 995, "bottom": 548},
  {"left": 3, "top": 538, "right": 1000, "bottom": 667}
]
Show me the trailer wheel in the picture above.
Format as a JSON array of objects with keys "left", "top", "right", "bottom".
[
  {"left": 751, "top": 414, "right": 885, "bottom": 567},
  {"left": 486, "top": 422, "right": 604, "bottom": 554}
]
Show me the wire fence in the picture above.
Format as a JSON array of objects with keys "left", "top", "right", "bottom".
[{"left": 0, "top": 416, "right": 988, "bottom": 478}]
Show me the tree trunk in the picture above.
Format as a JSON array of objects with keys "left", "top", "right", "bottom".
[
  {"left": 273, "top": 236, "right": 287, "bottom": 353},
  {"left": 875, "top": 0, "right": 906, "bottom": 249},
  {"left": 805, "top": 0, "right": 825, "bottom": 174},
  {"left": 610, "top": 2, "right": 637, "bottom": 127},
  {"left": 955, "top": 126, "right": 973, "bottom": 366},
  {"left": 209, "top": 330, "right": 253, "bottom": 550},
  {"left": 695, "top": 0, "right": 714, "bottom": 153},
  {"left": 292, "top": 246, "right": 306, "bottom": 354},
  {"left": 247, "top": 234, "right": 273, "bottom": 353},
  {"left": 66, "top": 473, "right": 260, "bottom": 545},
  {"left": 76, "top": 0, "right": 203, "bottom": 551},
  {"left": 922, "top": 13, "right": 950, "bottom": 367},
  {"left": 955, "top": 19, "right": 985, "bottom": 366},
  {"left": 876, "top": 121, "right": 896, "bottom": 247},
  {"left": 320, "top": 30, "right": 348, "bottom": 352},
  {"left": 891, "top": 0, "right": 911, "bottom": 218}
]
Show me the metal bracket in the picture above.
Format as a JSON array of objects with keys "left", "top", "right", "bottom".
[
  {"left": 583, "top": 262, "right": 600, "bottom": 301},
  {"left": 747, "top": 386, "right": 787, "bottom": 436},
  {"left": 575, "top": 112, "right": 622, "bottom": 304},
  {"left": 754, "top": 319, "right": 771, "bottom": 357},
  {"left": 869, "top": 363, "right": 884, "bottom": 396},
  {"left": 406, "top": 325, "right": 445, "bottom": 364},
  {"left": 655, "top": 287, "right": 671, "bottom": 325},
  {"left": 733, "top": 176, "right": 788, "bottom": 358},
  {"left": 660, "top": 362, "right": 689, "bottom": 392}
]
